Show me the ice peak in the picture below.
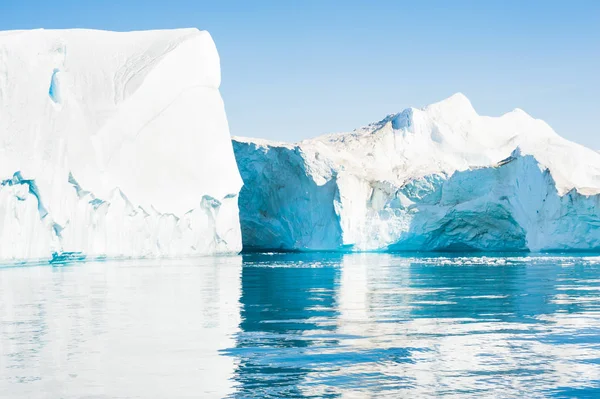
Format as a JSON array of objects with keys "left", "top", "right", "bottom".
[
  {"left": 505, "top": 108, "right": 533, "bottom": 119},
  {"left": 424, "top": 92, "right": 477, "bottom": 117}
]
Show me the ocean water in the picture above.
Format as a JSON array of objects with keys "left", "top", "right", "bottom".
[{"left": 1, "top": 253, "right": 599, "bottom": 398}]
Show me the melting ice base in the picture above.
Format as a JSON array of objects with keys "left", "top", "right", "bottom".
[
  {"left": 0, "top": 29, "right": 243, "bottom": 261},
  {"left": 234, "top": 94, "right": 600, "bottom": 252}
]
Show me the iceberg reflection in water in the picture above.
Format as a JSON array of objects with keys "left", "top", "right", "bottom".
[
  {"left": 0, "top": 257, "right": 242, "bottom": 398},
  {"left": 1, "top": 254, "right": 600, "bottom": 398}
]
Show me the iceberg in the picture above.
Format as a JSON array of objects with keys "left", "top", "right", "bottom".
[
  {"left": 0, "top": 29, "right": 243, "bottom": 261},
  {"left": 234, "top": 94, "right": 600, "bottom": 252}
]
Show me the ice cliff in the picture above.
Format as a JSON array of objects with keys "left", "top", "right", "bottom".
[
  {"left": 0, "top": 29, "right": 242, "bottom": 262},
  {"left": 234, "top": 94, "right": 600, "bottom": 252}
]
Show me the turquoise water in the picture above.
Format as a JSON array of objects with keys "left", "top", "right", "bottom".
[{"left": 1, "top": 254, "right": 600, "bottom": 398}]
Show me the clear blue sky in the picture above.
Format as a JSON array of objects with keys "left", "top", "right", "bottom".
[{"left": 1, "top": 1, "right": 599, "bottom": 148}]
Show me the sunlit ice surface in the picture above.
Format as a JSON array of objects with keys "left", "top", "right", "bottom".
[{"left": 1, "top": 253, "right": 600, "bottom": 398}]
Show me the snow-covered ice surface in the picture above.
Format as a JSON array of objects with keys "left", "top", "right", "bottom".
[
  {"left": 234, "top": 93, "right": 600, "bottom": 252},
  {"left": 0, "top": 29, "right": 243, "bottom": 262}
]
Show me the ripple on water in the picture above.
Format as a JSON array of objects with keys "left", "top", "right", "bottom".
[{"left": 0, "top": 253, "right": 599, "bottom": 398}]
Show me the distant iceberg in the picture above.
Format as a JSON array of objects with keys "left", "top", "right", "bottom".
[
  {"left": 234, "top": 94, "right": 600, "bottom": 252},
  {"left": 0, "top": 29, "right": 242, "bottom": 261}
]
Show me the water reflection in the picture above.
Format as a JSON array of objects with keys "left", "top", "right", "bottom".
[
  {"left": 0, "top": 257, "right": 243, "bottom": 398},
  {"left": 229, "top": 253, "right": 341, "bottom": 398},
  {"left": 1, "top": 254, "right": 600, "bottom": 398},
  {"left": 230, "top": 254, "right": 600, "bottom": 398}
]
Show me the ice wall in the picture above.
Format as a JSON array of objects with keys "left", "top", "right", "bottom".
[{"left": 0, "top": 29, "right": 242, "bottom": 261}]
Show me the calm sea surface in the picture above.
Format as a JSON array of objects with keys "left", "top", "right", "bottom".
[{"left": 1, "top": 253, "right": 599, "bottom": 398}]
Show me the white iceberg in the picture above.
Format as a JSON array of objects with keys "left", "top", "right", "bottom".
[
  {"left": 234, "top": 93, "right": 600, "bottom": 252},
  {"left": 0, "top": 28, "right": 242, "bottom": 262}
]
